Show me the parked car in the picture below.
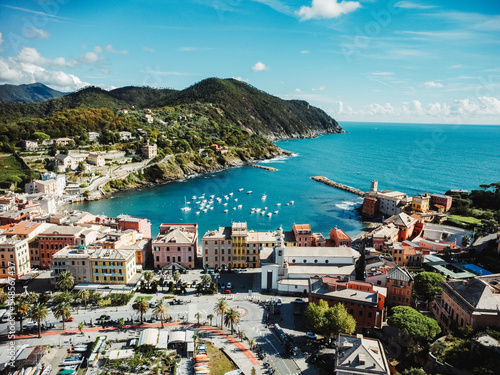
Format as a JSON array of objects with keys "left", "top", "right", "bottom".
[
  {"left": 99, "top": 315, "right": 111, "bottom": 321},
  {"left": 63, "top": 317, "right": 74, "bottom": 322},
  {"left": 306, "top": 332, "right": 317, "bottom": 339},
  {"left": 226, "top": 282, "right": 232, "bottom": 289},
  {"left": 220, "top": 283, "right": 225, "bottom": 290},
  {"left": 148, "top": 302, "right": 156, "bottom": 308},
  {"left": 169, "top": 298, "right": 184, "bottom": 305},
  {"left": 294, "top": 298, "right": 305, "bottom": 304},
  {"left": 222, "top": 289, "right": 231, "bottom": 294},
  {"left": 208, "top": 269, "right": 215, "bottom": 275}
]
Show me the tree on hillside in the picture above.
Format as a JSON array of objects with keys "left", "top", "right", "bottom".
[
  {"left": 304, "top": 299, "right": 356, "bottom": 342},
  {"left": 388, "top": 306, "right": 440, "bottom": 341},
  {"left": 413, "top": 272, "right": 446, "bottom": 303},
  {"left": 32, "top": 132, "right": 50, "bottom": 140}
]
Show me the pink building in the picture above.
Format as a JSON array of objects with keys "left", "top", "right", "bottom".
[
  {"left": 117, "top": 215, "right": 152, "bottom": 239},
  {"left": 152, "top": 223, "right": 198, "bottom": 269},
  {"left": 430, "top": 193, "right": 453, "bottom": 212},
  {"left": 292, "top": 224, "right": 313, "bottom": 247}
]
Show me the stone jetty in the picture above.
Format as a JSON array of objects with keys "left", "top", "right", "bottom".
[
  {"left": 249, "top": 164, "right": 278, "bottom": 171},
  {"left": 311, "top": 176, "right": 364, "bottom": 197}
]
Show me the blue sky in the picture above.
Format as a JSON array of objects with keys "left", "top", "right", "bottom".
[{"left": 0, "top": 0, "right": 499, "bottom": 124}]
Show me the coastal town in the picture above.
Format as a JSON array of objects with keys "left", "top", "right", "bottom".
[{"left": 1, "top": 142, "right": 499, "bottom": 375}]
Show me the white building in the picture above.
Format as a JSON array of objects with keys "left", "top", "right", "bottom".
[
  {"left": 261, "top": 227, "right": 360, "bottom": 295},
  {"left": 376, "top": 191, "right": 408, "bottom": 217}
]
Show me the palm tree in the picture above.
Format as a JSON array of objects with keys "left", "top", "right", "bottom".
[
  {"left": 133, "top": 297, "right": 149, "bottom": 324},
  {"left": 28, "top": 302, "right": 49, "bottom": 338},
  {"left": 207, "top": 314, "right": 215, "bottom": 327},
  {"left": 78, "top": 322, "right": 84, "bottom": 335},
  {"left": 118, "top": 317, "right": 125, "bottom": 329},
  {"left": 201, "top": 274, "right": 212, "bottom": 286},
  {"left": 57, "top": 270, "right": 75, "bottom": 291},
  {"left": 14, "top": 299, "right": 29, "bottom": 334},
  {"left": 26, "top": 292, "right": 39, "bottom": 304},
  {"left": 153, "top": 300, "right": 169, "bottom": 329},
  {"left": 214, "top": 299, "right": 228, "bottom": 329},
  {"left": 248, "top": 337, "right": 256, "bottom": 350},
  {"left": 173, "top": 271, "right": 181, "bottom": 282},
  {"left": 54, "top": 302, "right": 72, "bottom": 331},
  {"left": 239, "top": 330, "right": 246, "bottom": 341},
  {"left": 143, "top": 271, "right": 155, "bottom": 288},
  {"left": 223, "top": 308, "right": 241, "bottom": 335},
  {"left": 77, "top": 289, "right": 90, "bottom": 309},
  {"left": 52, "top": 290, "right": 72, "bottom": 305},
  {"left": 195, "top": 312, "right": 202, "bottom": 325}
]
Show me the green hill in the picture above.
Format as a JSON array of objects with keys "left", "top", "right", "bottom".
[
  {"left": 0, "top": 78, "right": 343, "bottom": 149},
  {"left": 0, "top": 83, "right": 66, "bottom": 103}
]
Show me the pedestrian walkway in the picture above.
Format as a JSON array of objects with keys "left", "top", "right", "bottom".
[{"left": 11, "top": 322, "right": 263, "bottom": 375}]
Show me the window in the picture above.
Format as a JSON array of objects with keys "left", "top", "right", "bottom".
[
  {"left": 178, "top": 256, "right": 181, "bottom": 262},
  {"left": 205, "top": 249, "right": 208, "bottom": 254},
  {"left": 156, "top": 256, "right": 159, "bottom": 261},
  {"left": 188, "top": 256, "right": 192, "bottom": 262},
  {"left": 205, "top": 256, "right": 208, "bottom": 261},
  {"left": 292, "top": 259, "right": 296, "bottom": 263},
  {"left": 368, "top": 312, "right": 372, "bottom": 318},
  {"left": 314, "top": 259, "right": 318, "bottom": 263},
  {"left": 325, "top": 260, "right": 329, "bottom": 263},
  {"left": 359, "top": 310, "right": 363, "bottom": 316},
  {"left": 178, "top": 247, "right": 181, "bottom": 251},
  {"left": 215, "top": 249, "right": 218, "bottom": 254}
]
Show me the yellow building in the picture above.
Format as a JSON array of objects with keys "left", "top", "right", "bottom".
[
  {"left": 411, "top": 193, "right": 430, "bottom": 213},
  {"left": 0, "top": 236, "right": 31, "bottom": 280},
  {"left": 91, "top": 248, "right": 136, "bottom": 284},
  {"left": 231, "top": 222, "right": 247, "bottom": 268}
]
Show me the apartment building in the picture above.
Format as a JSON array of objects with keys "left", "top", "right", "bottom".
[
  {"left": 0, "top": 236, "right": 30, "bottom": 280},
  {"left": 152, "top": 223, "right": 197, "bottom": 269},
  {"left": 91, "top": 248, "right": 137, "bottom": 284}
]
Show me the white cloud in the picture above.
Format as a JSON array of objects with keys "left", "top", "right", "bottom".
[
  {"left": 101, "top": 69, "right": 110, "bottom": 75},
  {"left": 372, "top": 72, "right": 394, "bottom": 76},
  {"left": 296, "top": 0, "right": 361, "bottom": 21},
  {"left": 24, "top": 27, "right": 50, "bottom": 40},
  {"left": 94, "top": 46, "right": 103, "bottom": 53},
  {"left": 143, "top": 46, "right": 156, "bottom": 53},
  {"left": 80, "top": 52, "right": 101, "bottom": 64},
  {"left": 18, "top": 47, "right": 77, "bottom": 67},
  {"left": 301, "top": 50, "right": 310, "bottom": 54},
  {"left": 332, "top": 96, "right": 500, "bottom": 124},
  {"left": 424, "top": 81, "right": 443, "bottom": 88},
  {"left": 312, "top": 86, "right": 325, "bottom": 91},
  {"left": 295, "top": 88, "right": 302, "bottom": 93},
  {"left": 394, "top": 1, "right": 438, "bottom": 9},
  {"left": 251, "top": 61, "right": 269, "bottom": 72},
  {"left": 0, "top": 56, "right": 89, "bottom": 92},
  {"left": 105, "top": 44, "right": 129, "bottom": 55},
  {"left": 232, "top": 76, "right": 249, "bottom": 82}
]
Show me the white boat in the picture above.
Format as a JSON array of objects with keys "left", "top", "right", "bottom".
[
  {"left": 210, "top": 195, "right": 215, "bottom": 198},
  {"left": 229, "top": 192, "right": 233, "bottom": 196},
  {"left": 224, "top": 195, "right": 229, "bottom": 200},
  {"left": 260, "top": 211, "right": 266, "bottom": 215},
  {"left": 250, "top": 211, "right": 254, "bottom": 214},
  {"left": 276, "top": 203, "right": 281, "bottom": 206},
  {"left": 210, "top": 207, "right": 214, "bottom": 210},
  {"left": 192, "top": 196, "right": 197, "bottom": 200},
  {"left": 238, "top": 205, "right": 242, "bottom": 209},
  {"left": 255, "top": 208, "right": 261, "bottom": 213},
  {"left": 247, "top": 191, "right": 252, "bottom": 194},
  {"left": 290, "top": 200, "right": 294, "bottom": 204},
  {"left": 267, "top": 213, "right": 272, "bottom": 217},
  {"left": 264, "top": 207, "right": 267, "bottom": 210},
  {"left": 196, "top": 201, "right": 201, "bottom": 204},
  {"left": 238, "top": 188, "right": 244, "bottom": 192},
  {"left": 223, "top": 202, "right": 228, "bottom": 206},
  {"left": 286, "top": 203, "right": 289, "bottom": 206},
  {"left": 261, "top": 194, "right": 267, "bottom": 200},
  {"left": 196, "top": 211, "right": 200, "bottom": 215},
  {"left": 224, "top": 209, "right": 228, "bottom": 213},
  {"left": 234, "top": 198, "right": 238, "bottom": 202},
  {"left": 274, "top": 211, "right": 279, "bottom": 214},
  {"left": 180, "top": 197, "right": 191, "bottom": 212},
  {"left": 203, "top": 209, "right": 208, "bottom": 213}
]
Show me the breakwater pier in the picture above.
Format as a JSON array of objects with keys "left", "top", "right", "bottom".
[
  {"left": 311, "top": 176, "right": 364, "bottom": 197},
  {"left": 249, "top": 164, "right": 278, "bottom": 171}
]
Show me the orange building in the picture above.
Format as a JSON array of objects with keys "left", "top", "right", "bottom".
[
  {"left": 384, "top": 212, "right": 419, "bottom": 242},
  {"left": 385, "top": 266, "right": 414, "bottom": 307},
  {"left": 38, "top": 225, "right": 87, "bottom": 268},
  {"left": 116, "top": 215, "right": 151, "bottom": 239},
  {"left": 309, "top": 277, "right": 385, "bottom": 329},
  {"left": 330, "top": 228, "right": 352, "bottom": 247}
]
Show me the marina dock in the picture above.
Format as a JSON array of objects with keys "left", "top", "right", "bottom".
[
  {"left": 311, "top": 176, "right": 365, "bottom": 197},
  {"left": 249, "top": 164, "right": 278, "bottom": 171}
]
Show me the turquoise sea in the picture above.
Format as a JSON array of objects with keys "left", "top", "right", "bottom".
[{"left": 73, "top": 122, "right": 500, "bottom": 238}]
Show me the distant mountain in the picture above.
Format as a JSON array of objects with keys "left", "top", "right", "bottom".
[
  {"left": 0, "top": 78, "right": 343, "bottom": 141},
  {"left": 0, "top": 83, "right": 67, "bottom": 103}
]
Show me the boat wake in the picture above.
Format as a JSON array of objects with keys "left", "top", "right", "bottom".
[{"left": 335, "top": 200, "right": 360, "bottom": 210}]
